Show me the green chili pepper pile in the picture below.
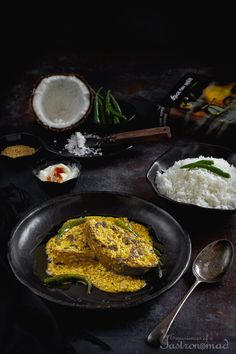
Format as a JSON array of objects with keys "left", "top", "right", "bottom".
[
  {"left": 91, "top": 88, "right": 127, "bottom": 125},
  {"left": 181, "top": 159, "right": 231, "bottom": 178}
]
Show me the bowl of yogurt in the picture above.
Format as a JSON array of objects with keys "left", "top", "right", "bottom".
[{"left": 32, "top": 157, "right": 81, "bottom": 194}]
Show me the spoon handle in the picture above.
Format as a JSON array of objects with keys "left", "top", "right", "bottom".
[
  {"left": 105, "top": 127, "right": 171, "bottom": 145},
  {"left": 147, "top": 279, "right": 201, "bottom": 346}
]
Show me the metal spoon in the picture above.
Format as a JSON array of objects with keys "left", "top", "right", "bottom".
[{"left": 147, "top": 239, "right": 234, "bottom": 346}]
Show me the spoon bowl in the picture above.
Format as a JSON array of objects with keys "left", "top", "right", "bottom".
[
  {"left": 193, "top": 239, "right": 234, "bottom": 283},
  {"left": 147, "top": 239, "right": 234, "bottom": 346}
]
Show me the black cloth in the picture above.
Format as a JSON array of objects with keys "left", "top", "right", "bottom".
[
  {"left": 0, "top": 184, "right": 64, "bottom": 354},
  {"left": 0, "top": 257, "right": 64, "bottom": 354}
]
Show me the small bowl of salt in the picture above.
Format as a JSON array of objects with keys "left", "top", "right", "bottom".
[{"left": 32, "top": 156, "right": 81, "bottom": 195}]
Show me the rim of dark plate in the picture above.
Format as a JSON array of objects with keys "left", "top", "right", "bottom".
[{"left": 8, "top": 191, "right": 192, "bottom": 309}]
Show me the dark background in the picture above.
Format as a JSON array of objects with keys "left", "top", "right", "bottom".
[
  {"left": 1, "top": 5, "right": 235, "bottom": 86},
  {"left": 1, "top": 6, "right": 236, "bottom": 354}
]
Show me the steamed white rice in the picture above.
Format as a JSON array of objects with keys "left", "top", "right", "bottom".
[{"left": 155, "top": 156, "right": 236, "bottom": 209}]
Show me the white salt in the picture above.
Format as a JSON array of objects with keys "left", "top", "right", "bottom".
[
  {"left": 76, "top": 132, "right": 86, "bottom": 148},
  {"left": 65, "top": 132, "right": 102, "bottom": 157}
]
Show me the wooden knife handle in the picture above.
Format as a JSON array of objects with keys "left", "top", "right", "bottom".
[{"left": 106, "top": 126, "right": 171, "bottom": 144}]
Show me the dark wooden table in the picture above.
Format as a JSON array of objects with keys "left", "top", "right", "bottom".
[{"left": 1, "top": 54, "right": 235, "bottom": 353}]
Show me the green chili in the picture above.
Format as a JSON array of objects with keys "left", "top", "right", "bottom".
[
  {"left": 57, "top": 217, "right": 85, "bottom": 237},
  {"left": 93, "top": 94, "right": 100, "bottom": 124},
  {"left": 181, "top": 160, "right": 214, "bottom": 169},
  {"left": 153, "top": 247, "right": 162, "bottom": 257},
  {"left": 111, "top": 111, "right": 120, "bottom": 125},
  {"left": 97, "top": 96, "right": 106, "bottom": 124},
  {"left": 105, "top": 90, "right": 111, "bottom": 123},
  {"left": 91, "top": 87, "right": 104, "bottom": 100},
  {"left": 115, "top": 220, "right": 140, "bottom": 237},
  {"left": 110, "top": 93, "right": 121, "bottom": 112},
  {"left": 92, "top": 87, "right": 105, "bottom": 124},
  {"left": 44, "top": 274, "right": 92, "bottom": 294},
  {"left": 109, "top": 105, "right": 127, "bottom": 120},
  {"left": 181, "top": 162, "right": 230, "bottom": 178},
  {"left": 91, "top": 88, "right": 127, "bottom": 125},
  {"left": 153, "top": 241, "right": 165, "bottom": 253},
  {"left": 190, "top": 164, "right": 230, "bottom": 178},
  {"left": 110, "top": 94, "right": 127, "bottom": 121}
]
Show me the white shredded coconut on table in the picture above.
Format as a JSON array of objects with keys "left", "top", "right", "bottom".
[
  {"left": 65, "top": 132, "right": 102, "bottom": 157},
  {"left": 155, "top": 156, "right": 236, "bottom": 209}
]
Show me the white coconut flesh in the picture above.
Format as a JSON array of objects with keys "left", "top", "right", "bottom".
[{"left": 32, "top": 75, "right": 91, "bottom": 129}]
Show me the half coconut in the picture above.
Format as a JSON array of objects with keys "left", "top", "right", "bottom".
[{"left": 31, "top": 74, "right": 92, "bottom": 131}]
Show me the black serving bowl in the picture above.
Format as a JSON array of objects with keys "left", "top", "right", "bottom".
[
  {"left": 146, "top": 142, "right": 236, "bottom": 216},
  {"left": 8, "top": 191, "right": 191, "bottom": 309},
  {"left": 32, "top": 156, "right": 81, "bottom": 195},
  {"left": 0, "top": 132, "right": 42, "bottom": 165}
]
